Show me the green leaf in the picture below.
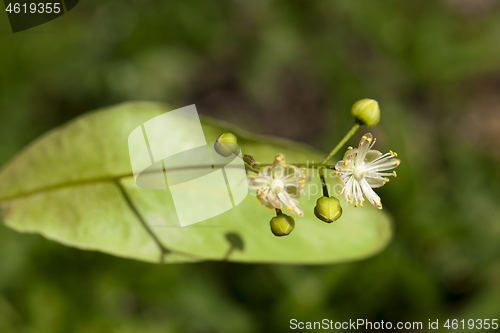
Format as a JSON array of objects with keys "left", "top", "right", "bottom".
[{"left": 0, "top": 102, "right": 392, "bottom": 264}]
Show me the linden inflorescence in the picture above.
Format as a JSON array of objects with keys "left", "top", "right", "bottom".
[{"left": 214, "top": 98, "right": 401, "bottom": 237}]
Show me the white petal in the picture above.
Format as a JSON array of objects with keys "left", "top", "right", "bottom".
[
  {"left": 356, "top": 133, "right": 373, "bottom": 165},
  {"left": 247, "top": 176, "right": 272, "bottom": 189},
  {"left": 364, "top": 150, "right": 382, "bottom": 163},
  {"left": 360, "top": 178, "right": 382, "bottom": 209},
  {"left": 366, "top": 158, "right": 400, "bottom": 172},
  {"left": 261, "top": 166, "right": 273, "bottom": 178},
  {"left": 365, "top": 176, "right": 385, "bottom": 188},
  {"left": 272, "top": 154, "right": 287, "bottom": 179},
  {"left": 278, "top": 192, "right": 304, "bottom": 216},
  {"left": 266, "top": 190, "right": 283, "bottom": 209}
]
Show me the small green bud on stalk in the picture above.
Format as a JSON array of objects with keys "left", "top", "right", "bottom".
[
  {"left": 215, "top": 133, "right": 240, "bottom": 157},
  {"left": 314, "top": 196, "right": 342, "bottom": 223},
  {"left": 351, "top": 99, "right": 380, "bottom": 127},
  {"left": 270, "top": 213, "right": 295, "bottom": 236}
]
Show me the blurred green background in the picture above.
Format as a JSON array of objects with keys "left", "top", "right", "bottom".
[{"left": 1, "top": 0, "right": 500, "bottom": 332}]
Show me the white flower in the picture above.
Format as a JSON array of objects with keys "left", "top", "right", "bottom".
[
  {"left": 247, "top": 154, "right": 310, "bottom": 216},
  {"left": 335, "top": 133, "right": 400, "bottom": 209}
]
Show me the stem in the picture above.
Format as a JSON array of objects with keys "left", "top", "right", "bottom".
[
  {"left": 319, "top": 171, "right": 329, "bottom": 197},
  {"left": 320, "top": 122, "right": 360, "bottom": 165}
]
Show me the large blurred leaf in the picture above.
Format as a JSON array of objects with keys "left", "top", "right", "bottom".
[{"left": 0, "top": 102, "right": 392, "bottom": 264}]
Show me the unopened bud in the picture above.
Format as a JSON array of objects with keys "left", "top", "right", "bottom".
[
  {"left": 351, "top": 99, "right": 380, "bottom": 127},
  {"left": 314, "top": 196, "right": 342, "bottom": 223},
  {"left": 270, "top": 213, "right": 295, "bottom": 237},
  {"left": 215, "top": 133, "right": 240, "bottom": 157}
]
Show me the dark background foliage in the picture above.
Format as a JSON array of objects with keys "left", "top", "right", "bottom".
[{"left": 1, "top": 0, "right": 500, "bottom": 332}]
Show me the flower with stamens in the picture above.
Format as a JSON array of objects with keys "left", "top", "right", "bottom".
[
  {"left": 335, "top": 133, "right": 400, "bottom": 209},
  {"left": 247, "top": 154, "right": 311, "bottom": 216}
]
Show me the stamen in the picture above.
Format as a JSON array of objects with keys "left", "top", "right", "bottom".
[
  {"left": 348, "top": 146, "right": 353, "bottom": 150},
  {"left": 360, "top": 203, "right": 364, "bottom": 207},
  {"left": 393, "top": 171, "right": 397, "bottom": 177},
  {"left": 396, "top": 160, "right": 400, "bottom": 166},
  {"left": 344, "top": 160, "right": 348, "bottom": 166},
  {"left": 384, "top": 177, "right": 390, "bottom": 182}
]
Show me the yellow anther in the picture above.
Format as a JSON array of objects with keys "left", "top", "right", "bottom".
[
  {"left": 258, "top": 186, "right": 262, "bottom": 190},
  {"left": 390, "top": 150, "right": 394, "bottom": 156},
  {"left": 349, "top": 200, "right": 353, "bottom": 205},
  {"left": 393, "top": 171, "right": 397, "bottom": 177},
  {"left": 360, "top": 203, "right": 364, "bottom": 207},
  {"left": 362, "top": 136, "right": 367, "bottom": 141},
  {"left": 348, "top": 146, "right": 353, "bottom": 150},
  {"left": 354, "top": 203, "right": 358, "bottom": 207},
  {"left": 384, "top": 177, "right": 390, "bottom": 182},
  {"left": 362, "top": 198, "right": 365, "bottom": 202},
  {"left": 344, "top": 160, "right": 348, "bottom": 166},
  {"left": 395, "top": 160, "right": 400, "bottom": 166},
  {"left": 301, "top": 173, "right": 306, "bottom": 177},
  {"left": 287, "top": 206, "right": 293, "bottom": 210},
  {"left": 338, "top": 191, "right": 342, "bottom": 195},
  {"left": 348, "top": 195, "right": 352, "bottom": 201}
]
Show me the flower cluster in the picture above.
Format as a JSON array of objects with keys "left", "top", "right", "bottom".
[{"left": 215, "top": 98, "right": 401, "bottom": 236}]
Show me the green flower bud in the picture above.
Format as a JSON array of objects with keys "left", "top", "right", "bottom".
[
  {"left": 214, "top": 133, "right": 240, "bottom": 157},
  {"left": 270, "top": 213, "right": 295, "bottom": 237},
  {"left": 314, "top": 196, "right": 342, "bottom": 223},
  {"left": 351, "top": 99, "right": 380, "bottom": 127}
]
